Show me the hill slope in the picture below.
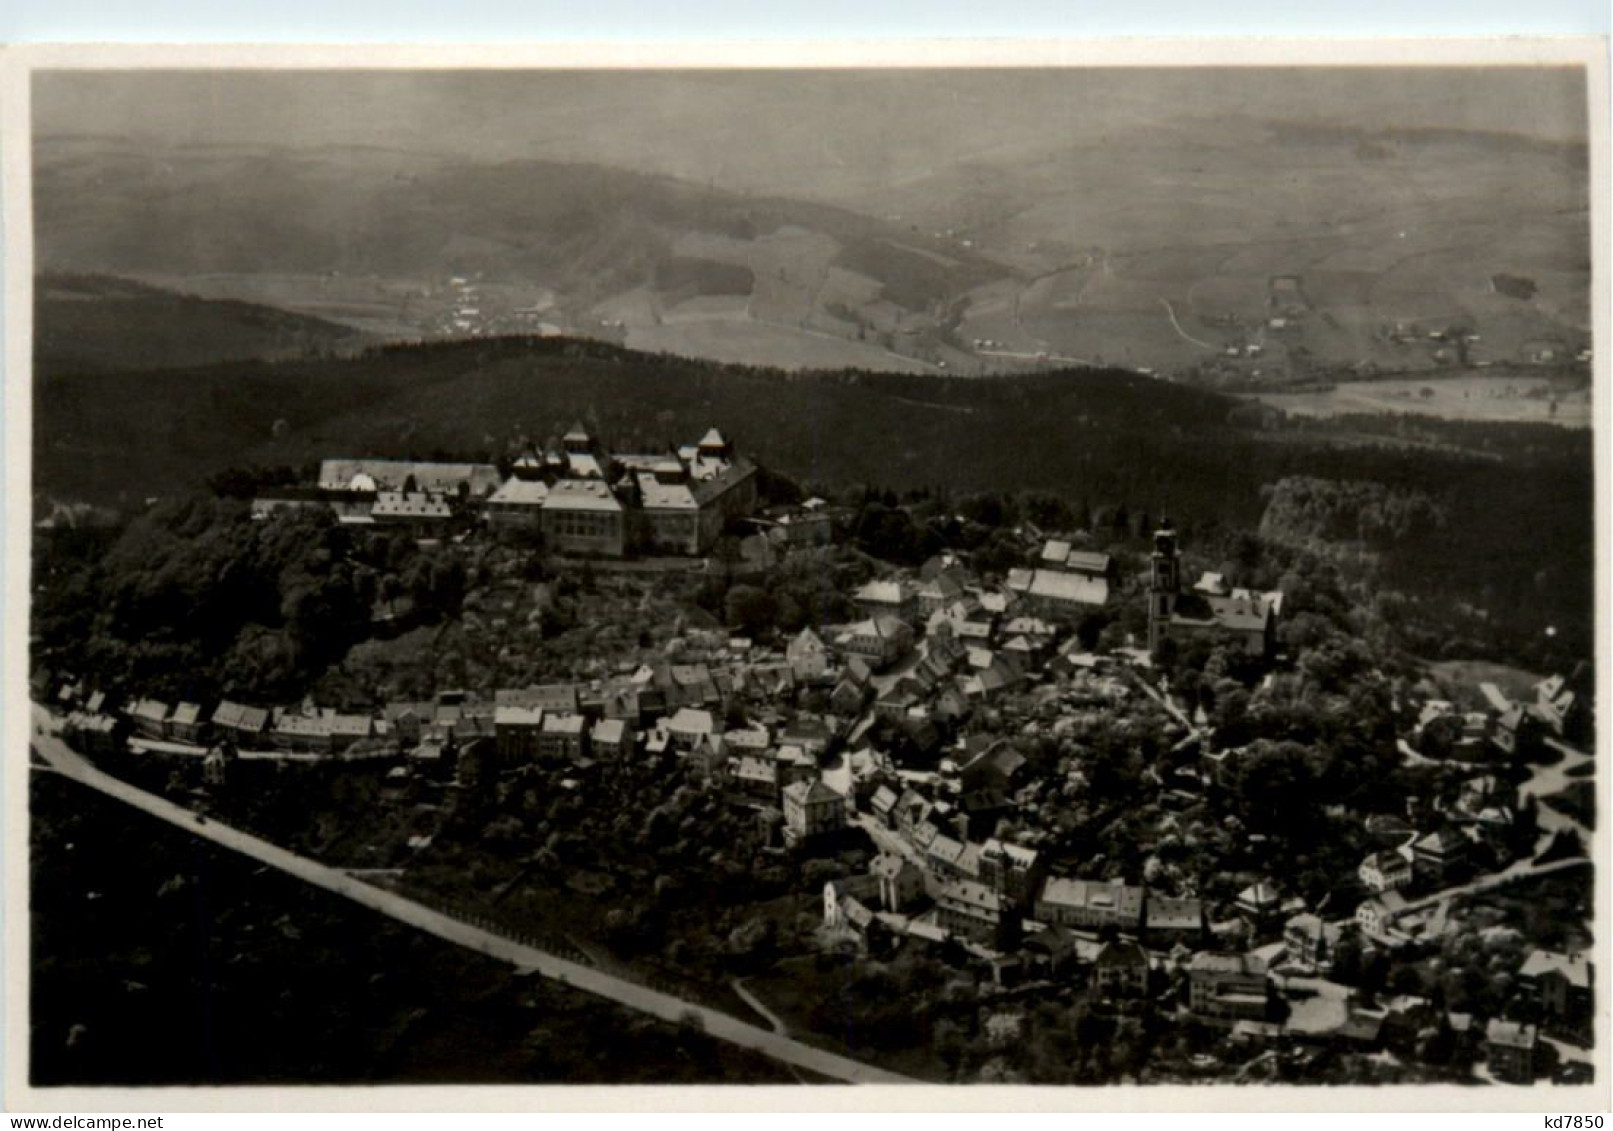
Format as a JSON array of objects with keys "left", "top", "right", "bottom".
[
  {"left": 32, "top": 336, "right": 1590, "bottom": 650},
  {"left": 34, "top": 140, "right": 1008, "bottom": 373},
  {"left": 35, "top": 273, "right": 370, "bottom": 376}
]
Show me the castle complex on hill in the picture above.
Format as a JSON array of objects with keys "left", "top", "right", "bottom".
[{"left": 257, "top": 423, "right": 759, "bottom": 558}]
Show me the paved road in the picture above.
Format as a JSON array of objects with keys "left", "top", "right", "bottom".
[
  {"left": 852, "top": 812, "right": 925, "bottom": 867},
  {"left": 29, "top": 705, "right": 914, "bottom": 1084},
  {"left": 1399, "top": 854, "right": 1590, "bottom": 915}
]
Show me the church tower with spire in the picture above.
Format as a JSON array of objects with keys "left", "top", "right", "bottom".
[{"left": 1147, "top": 517, "right": 1181, "bottom": 656}]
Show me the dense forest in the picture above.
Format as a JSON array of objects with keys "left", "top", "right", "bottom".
[
  {"left": 34, "top": 335, "right": 1594, "bottom": 666},
  {"left": 29, "top": 774, "right": 794, "bottom": 1085}
]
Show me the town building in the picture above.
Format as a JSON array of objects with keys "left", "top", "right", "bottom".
[
  {"left": 327, "top": 714, "right": 374, "bottom": 752},
  {"left": 371, "top": 491, "right": 455, "bottom": 532},
  {"left": 485, "top": 477, "right": 550, "bottom": 529},
  {"left": 1092, "top": 940, "right": 1150, "bottom": 997},
  {"left": 1145, "top": 894, "right": 1206, "bottom": 946},
  {"left": 1034, "top": 877, "right": 1145, "bottom": 933},
  {"left": 1235, "top": 880, "right": 1284, "bottom": 927},
  {"left": 319, "top": 459, "right": 502, "bottom": 499},
  {"left": 1019, "top": 570, "right": 1110, "bottom": 621},
  {"left": 128, "top": 698, "right": 171, "bottom": 741},
  {"left": 823, "top": 875, "right": 882, "bottom": 932},
  {"left": 852, "top": 579, "right": 918, "bottom": 623},
  {"left": 1147, "top": 519, "right": 1277, "bottom": 658},
  {"left": 168, "top": 701, "right": 209, "bottom": 744},
  {"left": 1359, "top": 848, "right": 1414, "bottom": 893},
  {"left": 1356, "top": 890, "right": 1409, "bottom": 937},
  {"left": 667, "top": 707, "right": 717, "bottom": 750},
  {"left": 62, "top": 711, "right": 128, "bottom": 756},
  {"left": 1484, "top": 1018, "right": 1538, "bottom": 1084},
  {"left": 589, "top": 718, "right": 634, "bottom": 759},
  {"left": 1411, "top": 826, "right": 1470, "bottom": 883},
  {"left": 537, "top": 713, "right": 588, "bottom": 761},
  {"left": 1039, "top": 540, "right": 1114, "bottom": 581},
  {"left": 783, "top": 780, "right": 846, "bottom": 845},
  {"left": 978, "top": 838, "right": 1044, "bottom": 909},
  {"left": 871, "top": 851, "right": 926, "bottom": 912},
  {"left": 786, "top": 628, "right": 832, "bottom": 683},
  {"left": 1187, "top": 951, "right": 1271, "bottom": 1027},
  {"left": 1283, "top": 913, "right": 1341, "bottom": 969},
  {"left": 494, "top": 705, "right": 545, "bottom": 762},
  {"left": 1518, "top": 950, "right": 1593, "bottom": 1031},
  {"left": 766, "top": 507, "right": 833, "bottom": 547},
  {"left": 272, "top": 713, "right": 333, "bottom": 753},
  {"left": 211, "top": 700, "right": 270, "bottom": 747},
  {"left": 936, "top": 879, "right": 1003, "bottom": 944},
  {"left": 834, "top": 616, "right": 914, "bottom": 671}
]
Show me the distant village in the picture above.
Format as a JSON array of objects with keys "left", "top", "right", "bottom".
[{"left": 35, "top": 422, "right": 1596, "bottom": 1087}]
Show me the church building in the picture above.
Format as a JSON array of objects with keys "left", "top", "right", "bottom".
[{"left": 1147, "top": 518, "right": 1279, "bottom": 659}]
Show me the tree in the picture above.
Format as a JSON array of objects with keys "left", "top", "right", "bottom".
[{"left": 724, "top": 585, "right": 776, "bottom": 637}]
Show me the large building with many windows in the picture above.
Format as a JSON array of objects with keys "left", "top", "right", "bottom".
[
  {"left": 302, "top": 425, "right": 758, "bottom": 558},
  {"left": 535, "top": 424, "right": 758, "bottom": 557}
]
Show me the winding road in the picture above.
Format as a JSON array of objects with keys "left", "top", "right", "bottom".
[{"left": 29, "top": 705, "right": 914, "bottom": 1085}]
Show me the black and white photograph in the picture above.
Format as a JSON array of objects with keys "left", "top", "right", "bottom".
[{"left": 4, "top": 42, "right": 1607, "bottom": 1107}]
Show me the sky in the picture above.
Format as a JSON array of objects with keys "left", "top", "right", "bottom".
[{"left": 33, "top": 67, "right": 1591, "bottom": 204}]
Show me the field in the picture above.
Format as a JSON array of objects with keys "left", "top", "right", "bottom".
[
  {"left": 1251, "top": 372, "right": 1591, "bottom": 428},
  {"left": 626, "top": 315, "right": 936, "bottom": 373},
  {"left": 33, "top": 88, "right": 1591, "bottom": 382},
  {"left": 1426, "top": 660, "right": 1545, "bottom": 706},
  {"left": 133, "top": 271, "right": 567, "bottom": 342}
]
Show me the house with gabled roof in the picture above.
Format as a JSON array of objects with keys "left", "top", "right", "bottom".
[
  {"left": 869, "top": 784, "right": 902, "bottom": 829},
  {"left": 212, "top": 700, "right": 270, "bottom": 746},
  {"left": 327, "top": 714, "right": 375, "bottom": 752},
  {"left": 835, "top": 616, "right": 914, "bottom": 671},
  {"left": 1485, "top": 1018, "right": 1538, "bottom": 1084},
  {"left": 165, "top": 701, "right": 209, "bottom": 744},
  {"left": 853, "top": 578, "right": 918, "bottom": 623},
  {"left": 783, "top": 780, "right": 846, "bottom": 845},
  {"left": 1519, "top": 949, "right": 1593, "bottom": 1028},
  {"left": 1188, "top": 951, "right": 1271, "bottom": 1027},
  {"left": 936, "top": 879, "right": 1002, "bottom": 944},
  {"left": 495, "top": 705, "right": 545, "bottom": 762},
  {"left": 590, "top": 717, "right": 633, "bottom": 759},
  {"left": 1145, "top": 893, "right": 1205, "bottom": 946},
  {"left": 786, "top": 628, "right": 831, "bottom": 682},
  {"left": 1412, "top": 825, "right": 1470, "bottom": 882},
  {"left": 128, "top": 698, "right": 172, "bottom": 741},
  {"left": 1093, "top": 940, "right": 1150, "bottom": 997},
  {"left": 538, "top": 713, "right": 588, "bottom": 761},
  {"left": 1034, "top": 876, "right": 1144, "bottom": 932},
  {"left": 667, "top": 707, "right": 717, "bottom": 749},
  {"left": 1356, "top": 889, "right": 1409, "bottom": 937},
  {"left": 871, "top": 852, "right": 926, "bottom": 912},
  {"left": 1359, "top": 848, "right": 1414, "bottom": 893}
]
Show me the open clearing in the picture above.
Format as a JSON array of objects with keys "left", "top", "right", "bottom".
[
  {"left": 625, "top": 316, "right": 933, "bottom": 373},
  {"left": 1249, "top": 372, "right": 1590, "bottom": 428}
]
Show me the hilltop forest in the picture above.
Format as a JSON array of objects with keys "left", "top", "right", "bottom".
[{"left": 34, "top": 335, "right": 1593, "bottom": 672}]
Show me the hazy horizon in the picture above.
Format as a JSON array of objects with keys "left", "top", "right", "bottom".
[{"left": 34, "top": 68, "right": 1590, "bottom": 204}]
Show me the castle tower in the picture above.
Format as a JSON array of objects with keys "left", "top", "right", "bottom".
[{"left": 1147, "top": 517, "right": 1180, "bottom": 656}]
